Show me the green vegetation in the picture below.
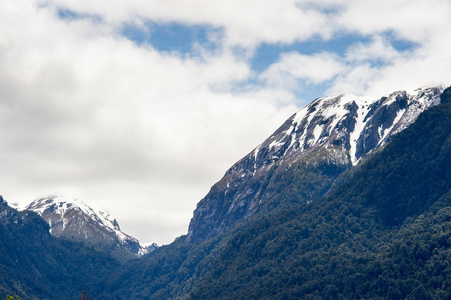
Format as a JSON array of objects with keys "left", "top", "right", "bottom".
[
  {"left": 190, "top": 201, "right": 451, "bottom": 299},
  {"left": 98, "top": 87, "right": 451, "bottom": 299},
  {"left": 188, "top": 87, "right": 451, "bottom": 299},
  {"left": 0, "top": 207, "right": 118, "bottom": 299},
  {"left": 0, "top": 88, "right": 449, "bottom": 299},
  {"left": 260, "top": 146, "right": 350, "bottom": 213}
]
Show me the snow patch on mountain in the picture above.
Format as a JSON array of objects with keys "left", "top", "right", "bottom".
[
  {"left": 246, "top": 86, "right": 443, "bottom": 170},
  {"left": 186, "top": 86, "right": 444, "bottom": 244},
  {"left": 22, "top": 195, "right": 157, "bottom": 257}
]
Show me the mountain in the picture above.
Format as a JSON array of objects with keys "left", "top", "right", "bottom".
[
  {"left": 0, "top": 195, "right": 118, "bottom": 299},
  {"left": 99, "top": 85, "right": 451, "bottom": 299},
  {"left": 22, "top": 195, "right": 157, "bottom": 258},
  {"left": 188, "top": 86, "right": 451, "bottom": 299},
  {"left": 186, "top": 86, "right": 444, "bottom": 243},
  {"left": 1, "top": 85, "right": 449, "bottom": 299}
]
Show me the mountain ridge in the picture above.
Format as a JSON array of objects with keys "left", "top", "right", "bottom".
[
  {"left": 22, "top": 195, "right": 157, "bottom": 257},
  {"left": 186, "top": 86, "right": 444, "bottom": 243},
  {"left": 0, "top": 85, "right": 449, "bottom": 299},
  {"left": 0, "top": 194, "right": 119, "bottom": 299},
  {"left": 188, "top": 86, "right": 451, "bottom": 299}
]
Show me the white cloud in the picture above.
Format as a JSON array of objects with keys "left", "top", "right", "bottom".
[
  {"left": 329, "top": 27, "right": 451, "bottom": 96},
  {"left": 260, "top": 52, "right": 346, "bottom": 89},
  {"left": 345, "top": 36, "right": 402, "bottom": 63},
  {"left": 336, "top": 0, "right": 451, "bottom": 43},
  {"left": 1, "top": 0, "right": 451, "bottom": 245},
  {"left": 40, "top": 0, "right": 334, "bottom": 48},
  {"left": 327, "top": 63, "right": 381, "bottom": 96},
  {"left": 0, "top": 0, "right": 302, "bottom": 244}
]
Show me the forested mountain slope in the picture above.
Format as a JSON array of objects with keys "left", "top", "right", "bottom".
[
  {"left": 99, "top": 86, "right": 450, "bottom": 299},
  {"left": 0, "top": 196, "right": 119, "bottom": 300},
  {"left": 188, "top": 87, "right": 451, "bottom": 299},
  {"left": 187, "top": 87, "right": 443, "bottom": 243},
  {"left": 0, "top": 86, "right": 449, "bottom": 299}
]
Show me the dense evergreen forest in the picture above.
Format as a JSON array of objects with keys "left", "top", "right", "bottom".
[
  {"left": 1, "top": 87, "right": 450, "bottom": 299},
  {"left": 188, "top": 87, "right": 451, "bottom": 299},
  {"left": 0, "top": 201, "right": 119, "bottom": 299}
]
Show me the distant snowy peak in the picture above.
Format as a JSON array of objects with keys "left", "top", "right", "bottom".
[
  {"left": 230, "top": 86, "right": 442, "bottom": 176},
  {"left": 139, "top": 242, "right": 159, "bottom": 257},
  {"left": 25, "top": 195, "right": 121, "bottom": 233},
  {"left": 23, "top": 195, "right": 157, "bottom": 257}
]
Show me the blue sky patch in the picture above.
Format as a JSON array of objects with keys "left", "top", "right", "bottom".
[
  {"left": 121, "top": 22, "right": 222, "bottom": 55},
  {"left": 251, "top": 32, "right": 417, "bottom": 73},
  {"left": 388, "top": 37, "right": 418, "bottom": 53},
  {"left": 251, "top": 35, "right": 369, "bottom": 73},
  {"left": 57, "top": 8, "right": 101, "bottom": 23},
  {"left": 118, "top": 21, "right": 419, "bottom": 105}
]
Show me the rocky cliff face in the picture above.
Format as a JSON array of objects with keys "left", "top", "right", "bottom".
[
  {"left": 23, "top": 195, "right": 156, "bottom": 256},
  {"left": 186, "top": 86, "right": 443, "bottom": 243},
  {"left": 0, "top": 195, "right": 18, "bottom": 225}
]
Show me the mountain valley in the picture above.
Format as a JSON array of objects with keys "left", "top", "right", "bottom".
[{"left": 1, "top": 85, "right": 450, "bottom": 299}]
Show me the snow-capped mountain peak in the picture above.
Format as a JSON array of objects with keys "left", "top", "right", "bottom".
[
  {"left": 25, "top": 195, "right": 118, "bottom": 231},
  {"left": 23, "top": 195, "right": 156, "bottom": 257},
  {"left": 246, "top": 86, "right": 442, "bottom": 172},
  {"left": 186, "top": 86, "right": 444, "bottom": 243}
]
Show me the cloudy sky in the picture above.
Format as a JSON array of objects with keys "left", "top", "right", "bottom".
[{"left": 1, "top": 0, "right": 451, "bottom": 245}]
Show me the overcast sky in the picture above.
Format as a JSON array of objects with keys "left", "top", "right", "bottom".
[{"left": 1, "top": 0, "right": 451, "bottom": 245}]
